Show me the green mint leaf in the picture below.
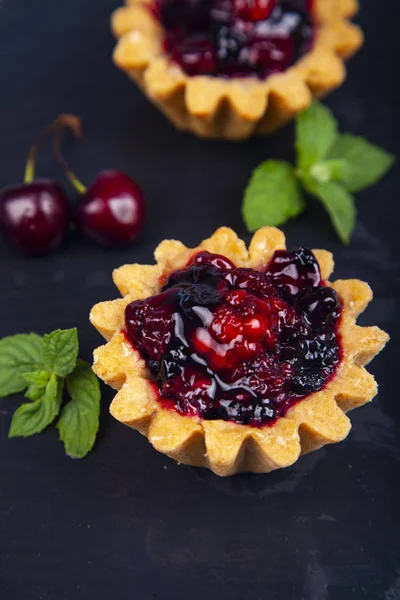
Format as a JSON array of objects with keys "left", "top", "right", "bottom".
[
  {"left": 42, "top": 328, "right": 79, "bottom": 377},
  {"left": 309, "top": 159, "right": 349, "bottom": 185},
  {"left": 22, "top": 370, "right": 51, "bottom": 401},
  {"left": 0, "top": 333, "right": 43, "bottom": 398},
  {"left": 9, "top": 373, "right": 63, "bottom": 438},
  {"left": 57, "top": 360, "right": 101, "bottom": 459},
  {"left": 309, "top": 180, "right": 357, "bottom": 244},
  {"left": 242, "top": 160, "right": 305, "bottom": 231},
  {"left": 327, "top": 133, "right": 395, "bottom": 192},
  {"left": 296, "top": 101, "right": 338, "bottom": 170}
]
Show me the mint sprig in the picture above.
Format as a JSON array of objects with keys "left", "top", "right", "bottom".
[
  {"left": 1, "top": 328, "right": 101, "bottom": 458},
  {"left": 242, "top": 101, "right": 395, "bottom": 243}
]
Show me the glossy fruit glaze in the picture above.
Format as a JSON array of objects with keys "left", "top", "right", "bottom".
[
  {"left": 153, "top": 0, "right": 314, "bottom": 78},
  {"left": 125, "top": 248, "right": 342, "bottom": 427}
]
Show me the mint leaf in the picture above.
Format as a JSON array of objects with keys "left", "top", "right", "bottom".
[
  {"left": 22, "top": 370, "right": 51, "bottom": 401},
  {"left": 327, "top": 133, "right": 395, "bottom": 192},
  {"left": 309, "top": 159, "right": 349, "bottom": 185},
  {"left": 309, "top": 181, "right": 357, "bottom": 244},
  {"left": 242, "top": 160, "right": 305, "bottom": 231},
  {"left": 296, "top": 101, "right": 338, "bottom": 170},
  {"left": 43, "top": 328, "right": 78, "bottom": 377},
  {"left": 0, "top": 333, "right": 43, "bottom": 397},
  {"left": 9, "top": 373, "right": 63, "bottom": 438},
  {"left": 57, "top": 360, "right": 101, "bottom": 459}
]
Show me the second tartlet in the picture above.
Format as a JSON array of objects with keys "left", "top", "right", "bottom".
[{"left": 112, "top": 0, "right": 363, "bottom": 140}]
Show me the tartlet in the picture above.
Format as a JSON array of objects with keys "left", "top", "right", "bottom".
[
  {"left": 90, "top": 227, "right": 388, "bottom": 476},
  {"left": 112, "top": 0, "right": 363, "bottom": 140}
]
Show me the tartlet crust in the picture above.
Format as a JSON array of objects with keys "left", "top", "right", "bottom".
[
  {"left": 111, "top": 0, "right": 363, "bottom": 140},
  {"left": 90, "top": 227, "right": 388, "bottom": 476}
]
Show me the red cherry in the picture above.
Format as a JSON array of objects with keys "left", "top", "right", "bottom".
[
  {"left": 75, "top": 170, "right": 146, "bottom": 247},
  {"left": 234, "top": 0, "right": 276, "bottom": 22},
  {"left": 189, "top": 250, "right": 235, "bottom": 270},
  {"left": 172, "top": 37, "right": 217, "bottom": 76},
  {"left": 0, "top": 114, "right": 84, "bottom": 255},
  {"left": 248, "top": 36, "right": 294, "bottom": 73},
  {"left": 0, "top": 180, "right": 69, "bottom": 254}
]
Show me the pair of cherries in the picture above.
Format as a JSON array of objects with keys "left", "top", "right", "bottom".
[{"left": 0, "top": 115, "right": 146, "bottom": 255}]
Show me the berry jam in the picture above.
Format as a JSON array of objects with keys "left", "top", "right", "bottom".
[
  {"left": 125, "top": 248, "right": 342, "bottom": 427},
  {"left": 153, "top": 0, "right": 314, "bottom": 78}
]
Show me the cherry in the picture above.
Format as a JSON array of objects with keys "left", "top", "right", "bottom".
[
  {"left": 125, "top": 289, "right": 176, "bottom": 360},
  {"left": 163, "top": 366, "right": 215, "bottom": 416},
  {"left": 172, "top": 37, "right": 217, "bottom": 76},
  {"left": 225, "top": 268, "right": 275, "bottom": 297},
  {"left": 248, "top": 36, "right": 294, "bottom": 74},
  {"left": 74, "top": 170, "right": 146, "bottom": 247},
  {"left": 53, "top": 126, "right": 147, "bottom": 247},
  {"left": 189, "top": 250, "right": 235, "bottom": 270},
  {"left": 234, "top": 0, "right": 276, "bottom": 22},
  {"left": 0, "top": 115, "right": 77, "bottom": 255},
  {"left": 0, "top": 181, "right": 69, "bottom": 255}
]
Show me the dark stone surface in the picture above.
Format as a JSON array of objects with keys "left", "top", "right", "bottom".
[{"left": 0, "top": 1, "right": 399, "bottom": 598}]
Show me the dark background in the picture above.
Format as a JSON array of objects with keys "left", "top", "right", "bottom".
[{"left": 1, "top": 1, "right": 399, "bottom": 598}]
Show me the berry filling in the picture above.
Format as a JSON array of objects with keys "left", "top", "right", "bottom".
[
  {"left": 153, "top": 0, "right": 314, "bottom": 78},
  {"left": 125, "top": 248, "right": 342, "bottom": 427}
]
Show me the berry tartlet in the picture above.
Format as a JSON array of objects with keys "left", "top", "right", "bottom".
[
  {"left": 90, "top": 227, "right": 388, "bottom": 476},
  {"left": 112, "top": 0, "right": 363, "bottom": 139}
]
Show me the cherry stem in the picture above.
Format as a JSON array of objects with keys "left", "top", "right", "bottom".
[
  {"left": 53, "top": 116, "right": 87, "bottom": 194},
  {"left": 24, "top": 114, "right": 85, "bottom": 187}
]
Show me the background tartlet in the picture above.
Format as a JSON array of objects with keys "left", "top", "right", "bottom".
[{"left": 112, "top": 0, "right": 363, "bottom": 140}]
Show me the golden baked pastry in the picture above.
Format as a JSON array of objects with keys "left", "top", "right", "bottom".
[
  {"left": 90, "top": 227, "right": 388, "bottom": 476},
  {"left": 111, "top": 0, "right": 363, "bottom": 140}
]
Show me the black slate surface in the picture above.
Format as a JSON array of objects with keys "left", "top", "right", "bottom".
[{"left": 1, "top": 1, "right": 399, "bottom": 599}]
